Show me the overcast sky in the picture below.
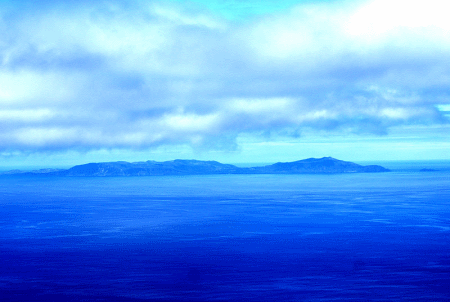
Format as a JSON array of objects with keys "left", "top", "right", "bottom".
[{"left": 1, "top": 0, "right": 449, "bottom": 168}]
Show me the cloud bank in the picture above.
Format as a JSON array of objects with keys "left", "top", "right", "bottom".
[{"left": 0, "top": 0, "right": 449, "bottom": 152}]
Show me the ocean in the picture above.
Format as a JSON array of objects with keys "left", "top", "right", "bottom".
[{"left": 0, "top": 162, "right": 449, "bottom": 301}]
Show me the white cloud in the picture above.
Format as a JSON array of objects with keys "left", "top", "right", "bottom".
[
  {"left": 0, "top": 70, "right": 78, "bottom": 104},
  {"left": 0, "top": 109, "right": 56, "bottom": 122},
  {"left": 0, "top": 0, "right": 448, "bottom": 153},
  {"left": 347, "top": 0, "right": 450, "bottom": 36},
  {"left": 151, "top": 3, "right": 226, "bottom": 29}
]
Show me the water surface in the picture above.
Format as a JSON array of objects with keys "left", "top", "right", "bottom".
[{"left": 0, "top": 168, "right": 449, "bottom": 301}]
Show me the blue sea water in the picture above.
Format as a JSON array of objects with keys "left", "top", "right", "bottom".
[{"left": 0, "top": 164, "right": 449, "bottom": 301}]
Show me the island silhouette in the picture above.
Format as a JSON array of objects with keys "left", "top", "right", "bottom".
[{"left": 4, "top": 157, "right": 390, "bottom": 176}]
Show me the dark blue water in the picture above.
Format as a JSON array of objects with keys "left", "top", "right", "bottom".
[{"left": 0, "top": 169, "right": 449, "bottom": 301}]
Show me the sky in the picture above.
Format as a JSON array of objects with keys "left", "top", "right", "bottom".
[{"left": 0, "top": 0, "right": 449, "bottom": 169}]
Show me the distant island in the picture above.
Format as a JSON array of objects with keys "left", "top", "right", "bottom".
[
  {"left": 2, "top": 157, "right": 390, "bottom": 176},
  {"left": 419, "top": 168, "right": 439, "bottom": 172}
]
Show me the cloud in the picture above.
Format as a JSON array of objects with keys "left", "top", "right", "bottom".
[{"left": 0, "top": 0, "right": 449, "bottom": 152}]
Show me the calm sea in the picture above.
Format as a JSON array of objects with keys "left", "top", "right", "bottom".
[{"left": 0, "top": 162, "right": 449, "bottom": 301}]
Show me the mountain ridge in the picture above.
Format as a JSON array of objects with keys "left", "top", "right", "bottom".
[{"left": 2, "top": 157, "right": 390, "bottom": 176}]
